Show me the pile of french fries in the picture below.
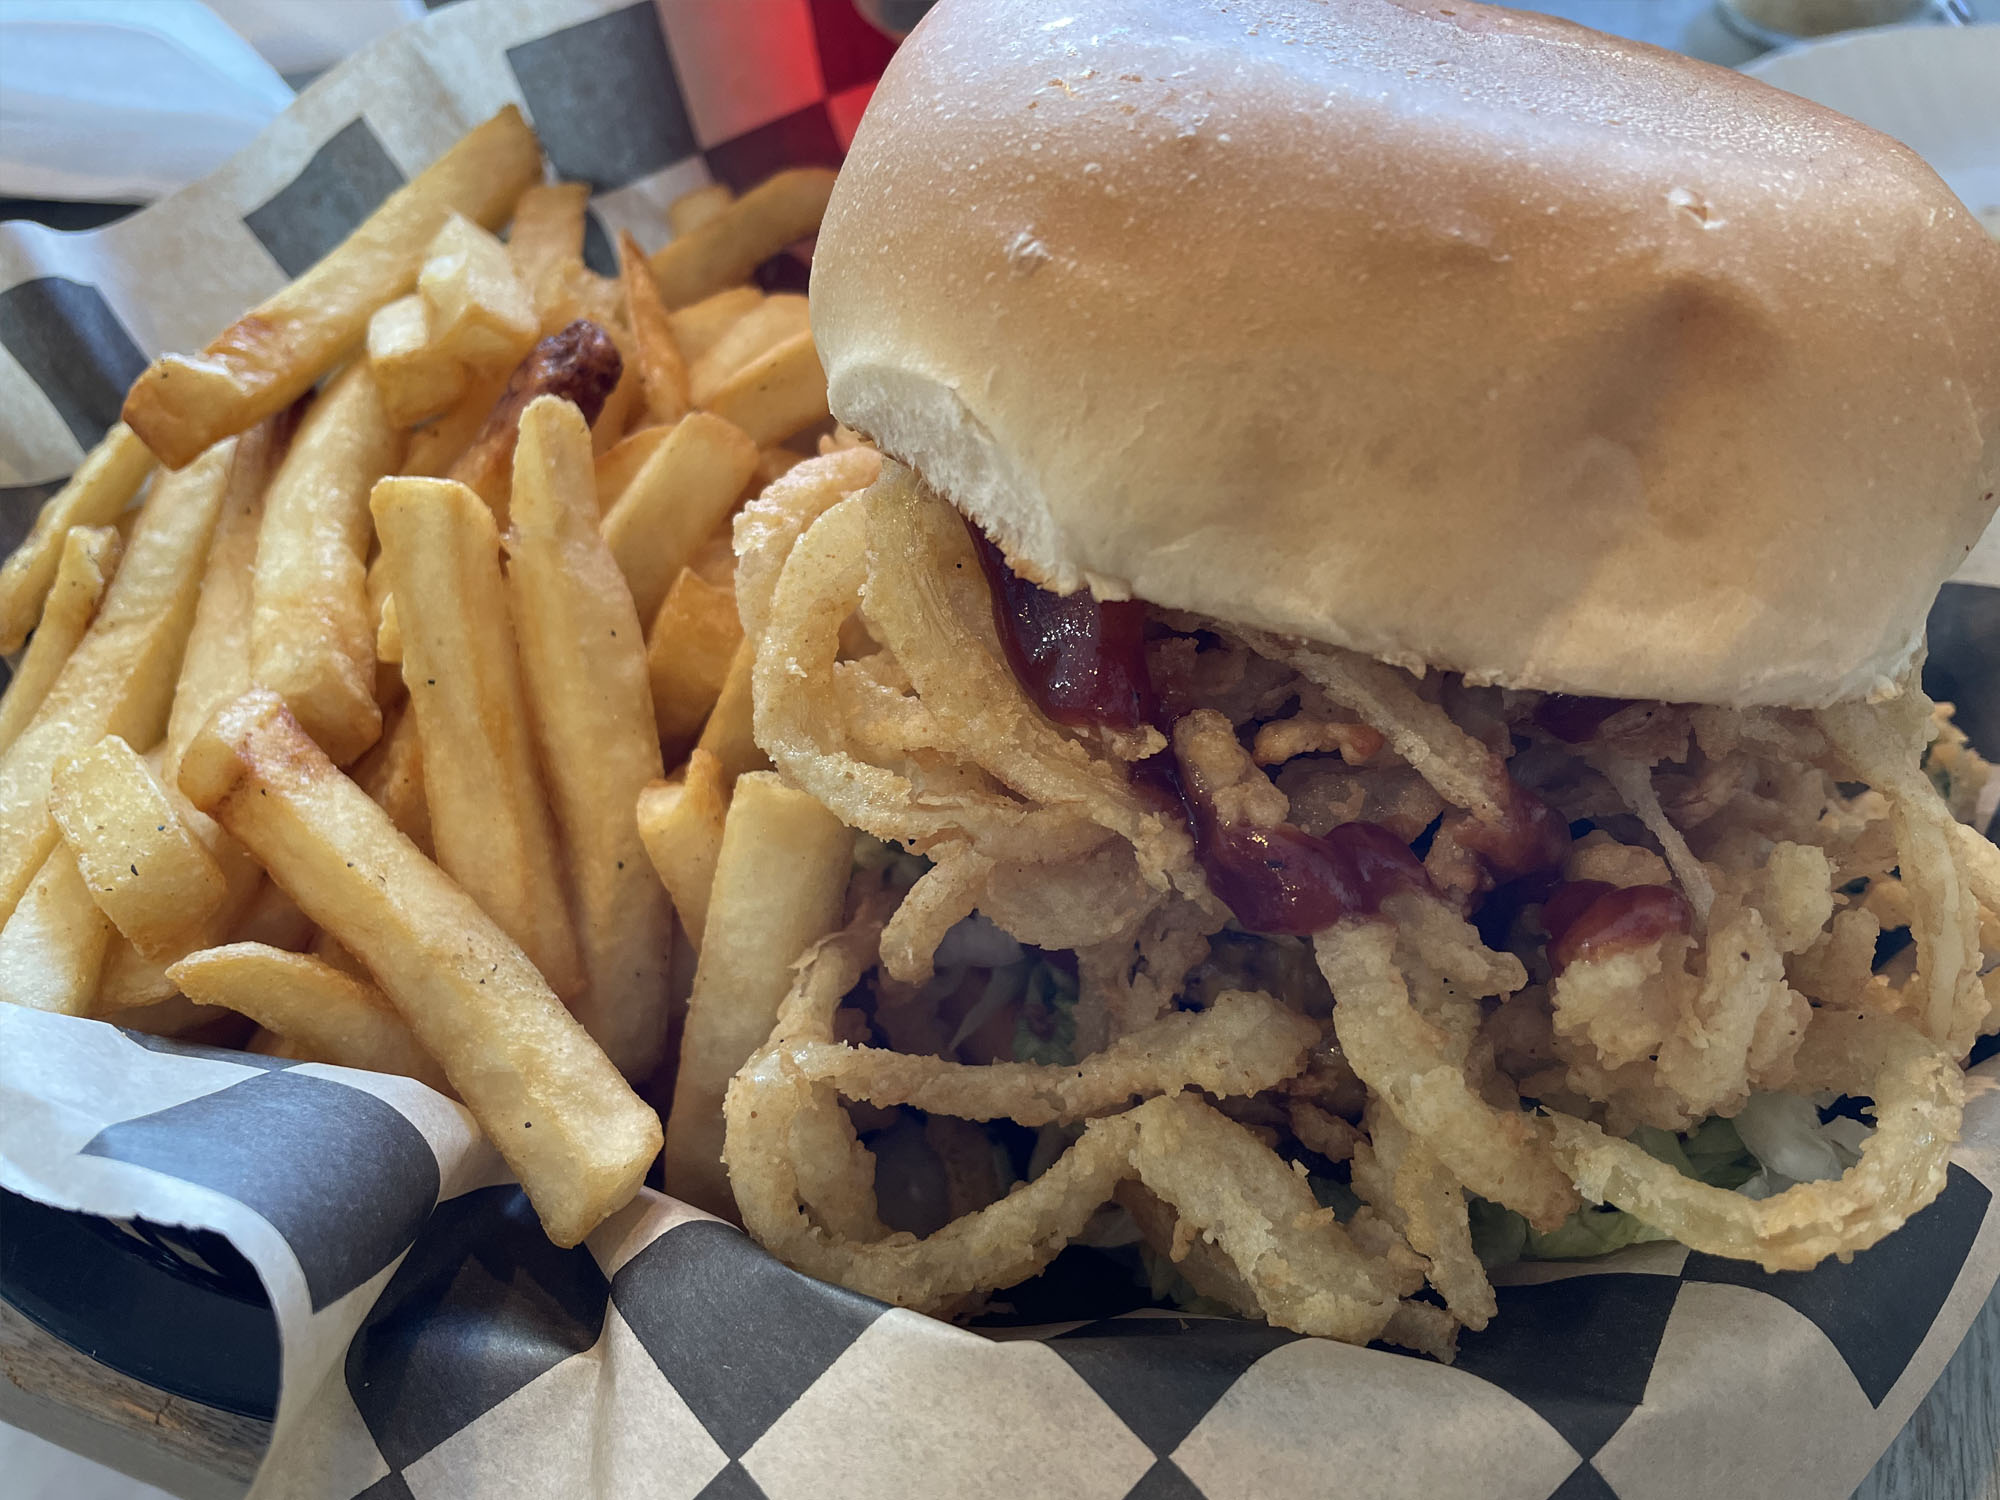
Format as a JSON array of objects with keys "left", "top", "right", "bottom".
[{"left": 0, "top": 105, "right": 848, "bottom": 1247}]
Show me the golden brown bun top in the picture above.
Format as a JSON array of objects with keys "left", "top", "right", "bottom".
[{"left": 811, "top": 0, "right": 2000, "bottom": 707}]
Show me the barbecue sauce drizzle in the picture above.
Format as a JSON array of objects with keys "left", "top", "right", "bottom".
[{"left": 1541, "top": 880, "right": 1692, "bottom": 972}]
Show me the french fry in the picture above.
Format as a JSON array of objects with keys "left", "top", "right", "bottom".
[
  {"left": 506, "top": 397, "right": 674, "bottom": 1079},
  {"left": 594, "top": 425, "right": 674, "bottom": 512},
  {"left": 121, "top": 108, "right": 543, "bottom": 468},
  {"left": 229, "top": 877, "right": 314, "bottom": 952},
  {"left": 600, "top": 411, "right": 759, "bottom": 623},
  {"left": 0, "top": 846, "right": 113, "bottom": 1015},
  {"left": 704, "top": 330, "right": 829, "bottom": 447},
  {"left": 420, "top": 214, "right": 538, "bottom": 375},
  {"left": 115, "top": 992, "right": 239, "bottom": 1040},
  {"left": 647, "top": 167, "right": 837, "bottom": 307},
  {"left": 0, "top": 424, "right": 154, "bottom": 653},
  {"left": 446, "top": 321, "right": 623, "bottom": 523},
  {"left": 49, "top": 735, "right": 228, "bottom": 963},
  {"left": 164, "top": 420, "right": 278, "bottom": 782},
  {"left": 507, "top": 182, "right": 589, "bottom": 290},
  {"left": 666, "top": 183, "right": 735, "bottom": 238},
  {"left": 0, "top": 526, "right": 120, "bottom": 756},
  {"left": 695, "top": 638, "right": 769, "bottom": 788},
  {"left": 351, "top": 701, "right": 432, "bottom": 857},
  {"left": 371, "top": 476, "right": 584, "bottom": 999},
  {"left": 403, "top": 370, "right": 510, "bottom": 478},
  {"left": 646, "top": 568, "right": 742, "bottom": 761},
  {"left": 168, "top": 943, "right": 449, "bottom": 1091},
  {"left": 635, "top": 749, "right": 728, "bottom": 953},
  {"left": 0, "top": 440, "right": 232, "bottom": 920},
  {"left": 376, "top": 594, "right": 404, "bottom": 665},
  {"left": 177, "top": 688, "right": 661, "bottom": 1247},
  {"left": 95, "top": 936, "right": 178, "bottom": 1012},
  {"left": 617, "top": 230, "right": 691, "bottom": 426},
  {"left": 668, "top": 286, "right": 763, "bottom": 362},
  {"left": 367, "top": 294, "right": 466, "bottom": 427},
  {"left": 662, "top": 771, "right": 851, "bottom": 1215},
  {"left": 689, "top": 293, "right": 809, "bottom": 406},
  {"left": 250, "top": 361, "right": 401, "bottom": 766}
]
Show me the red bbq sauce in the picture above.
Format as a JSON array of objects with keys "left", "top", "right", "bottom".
[
  {"left": 969, "top": 525, "right": 1153, "bottom": 730},
  {"left": 1542, "top": 880, "right": 1692, "bottom": 973},
  {"left": 1533, "top": 694, "right": 1634, "bottom": 744},
  {"left": 1453, "top": 782, "right": 1573, "bottom": 882}
]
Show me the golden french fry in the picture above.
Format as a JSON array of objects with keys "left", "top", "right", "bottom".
[
  {"left": 0, "top": 440, "right": 232, "bottom": 920},
  {"left": 367, "top": 294, "right": 466, "bottom": 427},
  {"left": 617, "top": 230, "right": 691, "bottom": 426},
  {"left": 165, "top": 420, "right": 278, "bottom": 783},
  {"left": 695, "top": 637, "right": 769, "bottom": 788},
  {"left": 351, "top": 701, "right": 432, "bottom": 858},
  {"left": 229, "top": 876, "right": 314, "bottom": 952},
  {"left": 375, "top": 593, "right": 404, "bottom": 665},
  {"left": 122, "top": 108, "right": 543, "bottom": 468},
  {"left": 704, "top": 330, "right": 829, "bottom": 447},
  {"left": 668, "top": 286, "right": 762, "bottom": 362},
  {"left": 169, "top": 943, "right": 449, "bottom": 1090},
  {"left": 178, "top": 688, "right": 660, "bottom": 1247},
  {"left": 647, "top": 568, "right": 742, "bottom": 762},
  {"left": 115, "top": 992, "right": 239, "bottom": 1039},
  {"left": 403, "top": 370, "right": 510, "bottom": 478},
  {"left": 667, "top": 183, "right": 734, "bottom": 237},
  {"left": 0, "top": 846, "right": 113, "bottom": 1015},
  {"left": 507, "top": 181, "right": 589, "bottom": 287},
  {"left": 663, "top": 770, "right": 851, "bottom": 1215},
  {"left": 421, "top": 214, "right": 538, "bottom": 374},
  {"left": 251, "top": 361, "right": 401, "bottom": 766},
  {"left": 635, "top": 749, "right": 728, "bottom": 954},
  {"left": 95, "top": 935, "right": 178, "bottom": 1012},
  {"left": 49, "top": 735, "right": 228, "bottom": 962},
  {"left": 0, "top": 526, "right": 120, "bottom": 756},
  {"left": 648, "top": 167, "right": 836, "bottom": 308},
  {"left": 689, "top": 293, "right": 809, "bottom": 406},
  {"left": 371, "top": 476, "right": 584, "bottom": 999},
  {"left": 594, "top": 425, "right": 674, "bottom": 512},
  {"left": 600, "top": 411, "right": 759, "bottom": 624},
  {"left": 506, "top": 397, "right": 674, "bottom": 1079},
  {"left": 0, "top": 425, "right": 154, "bottom": 653}
]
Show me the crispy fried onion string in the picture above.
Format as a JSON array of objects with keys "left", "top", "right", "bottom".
[
  {"left": 861, "top": 466, "right": 1191, "bottom": 884},
  {"left": 775, "top": 989, "right": 1319, "bottom": 1125},
  {"left": 1817, "top": 696, "right": 1986, "bottom": 1053},
  {"left": 1591, "top": 753, "right": 1717, "bottom": 926},
  {"left": 750, "top": 495, "right": 1107, "bottom": 863},
  {"left": 1547, "top": 1012, "right": 1962, "bottom": 1271},
  {"left": 1316, "top": 916, "right": 1580, "bottom": 1231},
  {"left": 724, "top": 926, "right": 1429, "bottom": 1343},
  {"left": 734, "top": 447, "right": 882, "bottom": 641},
  {"left": 879, "top": 844, "right": 993, "bottom": 984},
  {"left": 1351, "top": 1098, "right": 1496, "bottom": 1331}
]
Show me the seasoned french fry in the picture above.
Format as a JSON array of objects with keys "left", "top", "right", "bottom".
[
  {"left": 0, "top": 424, "right": 154, "bottom": 653},
  {"left": 663, "top": 771, "right": 851, "bottom": 1215},
  {"left": 704, "top": 330, "right": 829, "bottom": 447},
  {"left": 351, "top": 701, "right": 432, "bottom": 857},
  {"left": 617, "top": 230, "right": 691, "bottom": 426},
  {"left": 95, "top": 935, "right": 179, "bottom": 1012},
  {"left": 648, "top": 167, "right": 837, "bottom": 307},
  {"left": 506, "top": 397, "right": 674, "bottom": 1079},
  {"left": 168, "top": 943, "right": 449, "bottom": 1090},
  {"left": 647, "top": 568, "right": 742, "bottom": 761},
  {"left": 507, "top": 182, "right": 589, "bottom": 290},
  {"left": 164, "top": 420, "right": 278, "bottom": 783},
  {"left": 695, "top": 637, "right": 769, "bottom": 788},
  {"left": 122, "top": 108, "right": 543, "bottom": 468},
  {"left": 668, "top": 286, "right": 762, "bottom": 362},
  {"left": 177, "top": 688, "right": 661, "bottom": 1247},
  {"left": 0, "top": 526, "right": 120, "bottom": 756},
  {"left": 421, "top": 214, "right": 538, "bottom": 375},
  {"left": 667, "top": 183, "right": 734, "bottom": 237},
  {"left": 594, "top": 425, "right": 674, "bottom": 513},
  {"left": 0, "top": 441, "right": 232, "bottom": 919},
  {"left": 229, "top": 877, "right": 314, "bottom": 952},
  {"left": 635, "top": 749, "right": 728, "bottom": 954},
  {"left": 250, "top": 361, "right": 401, "bottom": 766},
  {"left": 0, "top": 846, "right": 113, "bottom": 1015},
  {"left": 403, "top": 370, "right": 510, "bottom": 478},
  {"left": 371, "top": 476, "right": 584, "bottom": 999},
  {"left": 367, "top": 294, "right": 465, "bottom": 427},
  {"left": 600, "top": 411, "right": 759, "bottom": 623},
  {"left": 689, "top": 293, "right": 809, "bottom": 406},
  {"left": 50, "top": 736, "right": 228, "bottom": 962},
  {"left": 447, "top": 321, "right": 623, "bottom": 523}
]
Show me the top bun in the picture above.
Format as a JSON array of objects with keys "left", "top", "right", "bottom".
[{"left": 811, "top": 0, "right": 2000, "bottom": 708}]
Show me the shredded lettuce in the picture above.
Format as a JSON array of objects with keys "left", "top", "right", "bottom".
[{"left": 1012, "top": 961, "right": 1080, "bottom": 1066}]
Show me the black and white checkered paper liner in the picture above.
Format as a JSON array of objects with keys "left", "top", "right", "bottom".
[{"left": 1, "top": 2, "right": 1997, "bottom": 1497}]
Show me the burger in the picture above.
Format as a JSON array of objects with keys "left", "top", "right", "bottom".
[{"left": 719, "top": 0, "right": 2000, "bottom": 1354}]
